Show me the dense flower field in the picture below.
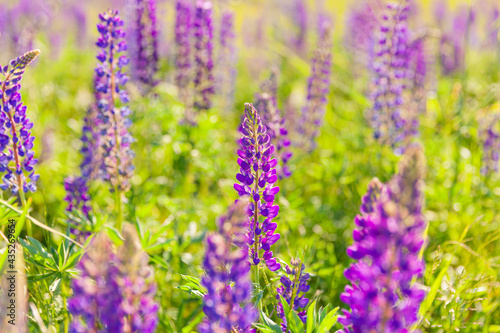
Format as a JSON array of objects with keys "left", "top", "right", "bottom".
[{"left": 0, "top": 0, "right": 500, "bottom": 332}]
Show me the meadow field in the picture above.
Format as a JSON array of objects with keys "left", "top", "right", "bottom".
[{"left": 0, "top": 0, "right": 500, "bottom": 332}]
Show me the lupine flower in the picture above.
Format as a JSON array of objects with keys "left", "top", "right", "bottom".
[
  {"left": 69, "top": 228, "right": 159, "bottom": 333},
  {"left": 290, "top": 0, "right": 308, "bottom": 54},
  {"left": 68, "top": 233, "right": 124, "bottom": 332},
  {"left": 344, "top": 2, "right": 378, "bottom": 67},
  {"left": 193, "top": 0, "right": 215, "bottom": 111},
  {"left": 0, "top": 49, "right": 40, "bottom": 194},
  {"left": 80, "top": 104, "right": 101, "bottom": 181},
  {"left": 199, "top": 199, "right": 257, "bottom": 333},
  {"left": 480, "top": 114, "right": 500, "bottom": 175},
  {"left": 368, "top": 1, "right": 411, "bottom": 152},
  {"left": 277, "top": 258, "right": 311, "bottom": 332},
  {"left": 175, "top": 0, "right": 193, "bottom": 104},
  {"left": 63, "top": 176, "right": 91, "bottom": 239},
  {"left": 339, "top": 145, "right": 427, "bottom": 332},
  {"left": 254, "top": 70, "right": 292, "bottom": 178},
  {"left": 118, "top": 224, "right": 159, "bottom": 333},
  {"left": 217, "top": 10, "right": 237, "bottom": 113},
  {"left": 234, "top": 103, "right": 281, "bottom": 272},
  {"left": 95, "top": 10, "right": 135, "bottom": 193},
  {"left": 298, "top": 15, "right": 332, "bottom": 152},
  {"left": 129, "top": 0, "right": 159, "bottom": 89}
]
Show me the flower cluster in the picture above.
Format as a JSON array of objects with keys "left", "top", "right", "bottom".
[
  {"left": 69, "top": 228, "right": 159, "bottom": 332},
  {"left": 368, "top": 1, "right": 411, "bottom": 151},
  {"left": 217, "top": 10, "right": 237, "bottom": 113},
  {"left": 344, "top": 2, "right": 378, "bottom": 67},
  {"left": 175, "top": 0, "right": 193, "bottom": 103},
  {"left": 254, "top": 70, "right": 292, "bottom": 178},
  {"left": 68, "top": 233, "right": 124, "bottom": 332},
  {"left": 277, "top": 259, "right": 311, "bottom": 331},
  {"left": 199, "top": 199, "right": 257, "bottom": 333},
  {"left": 480, "top": 113, "right": 500, "bottom": 175},
  {"left": 193, "top": 0, "right": 214, "bottom": 111},
  {"left": 129, "top": 0, "right": 159, "bottom": 89},
  {"left": 0, "top": 49, "right": 40, "bottom": 194},
  {"left": 63, "top": 176, "right": 91, "bottom": 239},
  {"left": 289, "top": 0, "right": 308, "bottom": 54},
  {"left": 234, "top": 103, "right": 281, "bottom": 272},
  {"left": 299, "top": 16, "right": 332, "bottom": 152},
  {"left": 339, "top": 145, "right": 427, "bottom": 332},
  {"left": 95, "top": 10, "right": 135, "bottom": 193}
]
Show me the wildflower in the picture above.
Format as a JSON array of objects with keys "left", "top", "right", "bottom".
[
  {"left": 68, "top": 233, "right": 124, "bottom": 332},
  {"left": 193, "top": 0, "right": 214, "bottom": 111},
  {"left": 0, "top": 49, "right": 40, "bottom": 194},
  {"left": 129, "top": 0, "right": 159, "bottom": 89},
  {"left": 254, "top": 70, "right": 292, "bottom": 178},
  {"left": 299, "top": 15, "right": 332, "bottom": 152},
  {"left": 217, "top": 10, "right": 237, "bottom": 113},
  {"left": 277, "top": 258, "right": 311, "bottom": 331},
  {"left": 234, "top": 103, "right": 281, "bottom": 272},
  {"left": 118, "top": 224, "right": 159, "bottom": 333},
  {"left": 199, "top": 199, "right": 257, "bottom": 333},
  {"left": 63, "top": 176, "right": 92, "bottom": 239},
  {"left": 175, "top": 0, "right": 193, "bottom": 104},
  {"left": 339, "top": 145, "right": 427, "bottom": 332},
  {"left": 95, "top": 10, "right": 134, "bottom": 193},
  {"left": 368, "top": 1, "right": 411, "bottom": 151}
]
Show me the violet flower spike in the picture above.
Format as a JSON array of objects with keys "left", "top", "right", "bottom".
[
  {"left": 339, "top": 146, "right": 427, "bottom": 332},
  {"left": 118, "top": 224, "right": 159, "bottom": 333},
  {"left": 0, "top": 49, "right": 40, "bottom": 195},
  {"left": 277, "top": 258, "right": 311, "bottom": 331},
  {"left": 68, "top": 233, "right": 125, "bottom": 332},
  {"left": 299, "top": 15, "right": 332, "bottom": 152},
  {"left": 217, "top": 10, "right": 237, "bottom": 113},
  {"left": 175, "top": 0, "right": 193, "bottom": 104},
  {"left": 234, "top": 103, "right": 281, "bottom": 272},
  {"left": 368, "top": 1, "right": 411, "bottom": 152},
  {"left": 63, "top": 176, "right": 92, "bottom": 240},
  {"left": 94, "top": 10, "right": 135, "bottom": 193},
  {"left": 193, "top": 0, "right": 215, "bottom": 111},
  {"left": 254, "top": 70, "right": 292, "bottom": 178},
  {"left": 129, "top": 0, "right": 159, "bottom": 90},
  {"left": 199, "top": 200, "right": 257, "bottom": 333}
]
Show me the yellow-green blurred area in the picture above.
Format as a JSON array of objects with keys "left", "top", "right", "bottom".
[{"left": 0, "top": 0, "right": 499, "bottom": 331}]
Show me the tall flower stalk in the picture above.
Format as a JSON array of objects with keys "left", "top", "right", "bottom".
[
  {"left": 0, "top": 49, "right": 40, "bottom": 236},
  {"left": 175, "top": 0, "right": 193, "bottom": 106},
  {"left": 69, "top": 227, "right": 159, "bottom": 332},
  {"left": 129, "top": 0, "right": 159, "bottom": 91},
  {"left": 193, "top": 0, "right": 214, "bottom": 111},
  {"left": 299, "top": 15, "right": 332, "bottom": 152},
  {"left": 255, "top": 70, "right": 292, "bottom": 178},
  {"left": 95, "top": 10, "right": 134, "bottom": 230},
  {"left": 277, "top": 258, "right": 311, "bottom": 331},
  {"left": 339, "top": 145, "right": 427, "bottom": 332},
  {"left": 199, "top": 199, "right": 257, "bottom": 332},
  {"left": 234, "top": 103, "right": 281, "bottom": 272}
]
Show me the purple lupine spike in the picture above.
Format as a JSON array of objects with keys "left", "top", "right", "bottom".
[
  {"left": 254, "top": 69, "right": 292, "bottom": 178},
  {"left": 344, "top": 2, "right": 378, "bottom": 67},
  {"left": 193, "top": 0, "right": 214, "bottom": 111},
  {"left": 68, "top": 233, "right": 125, "bottom": 332},
  {"left": 339, "top": 145, "right": 427, "bottom": 332},
  {"left": 175, "top": 0, "right": 193, "bottom": 104},
  {"left": 80, "top": 104, "right": 102, "bottom": 181},
  {"left": 234, "top": 103, "right": 281, "bottom": 272},
  {"left": 199, "top": 199, "right": 257, "bottom": 333},
  {"left": 217, "top": 10, "right": 237, "bottom": 113},
  {"left": 290, "top": 0, "right": 308, "bottom": 54},
  {"left": 95, "top": 10, "right": 135, "bottom": 193},
  {"left": 368, "top": 1, "right": 412, "bottom": 152},
  {"left": 277, "top": 258, "right": 311, "bottom": 331},
  {"left": 298, "top": 14, "right": 332, "bottom": 152},
  {"left": 118, "top": 224, "right": 159, "bottom": 333},
  {"left": 63, "top": 176, "right": 92, "bottom": 239},
  {"left": 129, "top": 0, "right": 159, "bottom": 90},
  {"left": 480, "top": 116, "right": 500, "bottom": 175},
  {"left": 0, "top": 49, "right": 40, "bottom": 194}
]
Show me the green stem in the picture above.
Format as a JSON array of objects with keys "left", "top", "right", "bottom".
[
  {"left": 115, "top": 189, "right": 123, "bottom": 231},
  {"left": 62, "top": 283, "right": 69, "bottom": 333},
  {"left": 18, "top": 188, "right": 32, "bottom": 237}
]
